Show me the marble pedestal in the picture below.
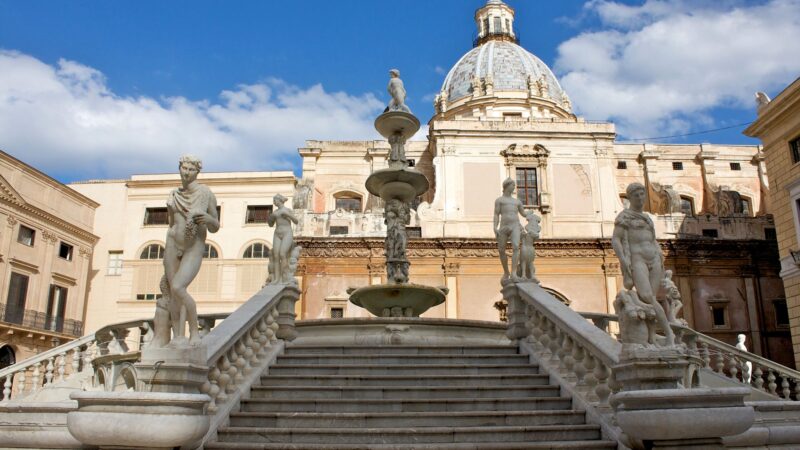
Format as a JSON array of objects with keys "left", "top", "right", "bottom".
[{"left": 134, "top": 345, "right": 208, "bottom": 394}]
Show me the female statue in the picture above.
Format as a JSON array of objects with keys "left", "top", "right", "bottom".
[
  {"left": 268, "top": 193, "right": 299, "bottom": 284},
  {"left": 153, "top": 154, "right": 219, "bottom": 348}
]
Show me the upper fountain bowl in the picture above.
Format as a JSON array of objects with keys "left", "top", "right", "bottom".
[{"left": 375, "top": 111, "right": 420, "bottom": 140}]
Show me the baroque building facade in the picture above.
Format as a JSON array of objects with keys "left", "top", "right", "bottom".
[
  {"left": 68, "top": 0, "right": 792, "bottom": 367},
  {"left": 0, "top": 151, "right": 98, "bottom": 369}
]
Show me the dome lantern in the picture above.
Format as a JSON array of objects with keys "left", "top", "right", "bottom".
[{"left": 474, "top": 0, "right": 518, "bottom": 47}]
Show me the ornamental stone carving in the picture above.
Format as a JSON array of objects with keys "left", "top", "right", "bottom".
[{"left": 442, "top": 262, "right": 460, "bottom": 276}]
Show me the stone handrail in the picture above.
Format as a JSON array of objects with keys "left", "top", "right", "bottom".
[
  {"left": 196, "top": 284, "right": 300, "bottom": 446},
  {"left": 504, "top": 282, "right": 620, "bottom": 408},
  {"left": 0, "top": 312, "right": 229, "bottom": 402}
]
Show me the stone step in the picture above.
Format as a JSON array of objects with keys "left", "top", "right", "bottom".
[
  {"left": 276, "top": 354, "right": 529, "bottom": 365},
  {"left": 258, "top": 373, "right": 551, "bottom": 387},
  {"left": 249, "top": 385, "right": 560, "bottom": 400},
  {"left": 285, "top": 345, "right": 520, "bottom": 356},
  {"left": 215, "top": 424, "right": 602, "bottom": 445},
  {"left": 228, "top": 410, "right": 588, "bottom": 428},
  {"left": 240, "top": 396, "right": 572, "bottom": 413},
  {"left": 207, "top": 441, "right": 617, "bottom": 449},
  {"left": 267, "top": 364, "right": 539, "bottom": 376}
]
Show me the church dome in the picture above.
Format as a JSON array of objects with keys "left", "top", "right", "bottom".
[{"left": 441, "top": 40, "right": 566, "bottom": 104}]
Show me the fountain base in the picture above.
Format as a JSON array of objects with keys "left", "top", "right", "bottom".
[{"left": 349, "top": 283, "right": 448, "bottom": 317}]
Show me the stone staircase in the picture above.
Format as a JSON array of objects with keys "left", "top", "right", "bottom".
[{"left": 206, "top": 344, "right": 616, "bottom": 449}]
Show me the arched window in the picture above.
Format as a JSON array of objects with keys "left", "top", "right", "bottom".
[
  {"left": 334, "top": 192, "right": 362, "bottom": 213},
  {"left": 680, "top": 196, "right": 695, "bottom": 216},
  {"left": 204, "top": 244, "right": 219, "bottom": 259},
  {"left": 243, "top": 243, "right": 269, "bottom": 259},
  {"left": 139, "top": 244, "right": 164, "bottom": 260},
  {"left": 0, "top": 345, "right": 15, "bottom": 370}
]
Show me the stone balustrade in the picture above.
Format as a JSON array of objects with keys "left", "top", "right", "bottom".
[
  {"left": 0, "top": 313, "right": 228, "bottom": 402},
  {"left": 296, "top": 210, "right": 387, "bottom": 237}
]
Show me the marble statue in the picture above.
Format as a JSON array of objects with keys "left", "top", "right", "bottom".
[
  {"left": 387, "top": 69, "right": 411, "bottom": 113},
  {"left": 388, "top": 133, "right": 406, "bottom": 165},
  {"left": 662, "top": 270, "right": 686, "bottom": 326},
  {"left": 612, "top": 182, "right": 675, "bottom": 347},
  {"left": 614, "top": 289, "right": 657, "bottom": 346},
  {"left": 756, "top": 91, "right": 771, "bottom": 110},
  {"left": 385, "top": 198, "right": 410, "bottom": 283},
  {"left": 494, "top": 178, "right": 527, "bottom": 282},
  {"left": 267, "top": 193, "right": 299, "bottom": 285},
  {"left": 150, "top": 154, "right": 220, "bottom": 348},
  {"left": 516, "top": 211, "right": 540, "bottom": 281},
  {"left": 292, "top": 180, "right": 313, "bottom": 210},
  {"left": 736, "top": 334, "right": 753, "bottom": 384}
]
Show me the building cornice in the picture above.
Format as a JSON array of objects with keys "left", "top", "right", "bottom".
[{"left": 744, "top": 78, "right": 800, "bottom": 139}]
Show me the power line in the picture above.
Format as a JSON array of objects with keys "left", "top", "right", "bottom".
[{"left": 618, "top": 121, "right": 754, "bottom": 142}]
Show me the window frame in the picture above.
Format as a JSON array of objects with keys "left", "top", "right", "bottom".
[
  {"left": 515, "top": 167, "right": 539, "bottom": 207},
  {"left": 242, "top": 242, "right": 269, "bottom": 259},
  {"left": 333, "top": 192, "right": 363, "bottom": 213},
  {"left": 773, "top": 298, "right": 790, "bottom": 329},
  {"left": 143, "top": 207, "right": 169, "bottom": 226},
  {"left": 672, "top": 162, "right": 684, "bottom": 171},
  {"left": 329, "top": 226, "right": 349, "bottom": 236},
  {"left": 790, "top": 136, "right": 800, "bottom": 165},
  {"left": 17, "top": 224, "right": 35, "bottom": 246},
  {"left": 245, "top": 205, "right": 272, "bottom": 224},
  {"left": 730, "top": 162, "right": 742, "bottom": 171},
  {"left": 139, "top": 243, "right": 165, "bottom": 260},
  {"left": 58, "top": 241, "right": 74, "bottom": 261},
  {"left": 679, "top": 196, "right": 695, "bottom": 217},
  {"left": 617, "top": 161, "right": 627, "bottom": 170},
  {"left": 107, "top": 251, "right": 123, "bottom": 276},
  {"left": 710, "top": 304, "right": 729, "bottom": 329}
]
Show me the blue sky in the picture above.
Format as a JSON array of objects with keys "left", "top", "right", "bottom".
[{"left": 1, "top": 0, "right": 798, "bottom": 182}]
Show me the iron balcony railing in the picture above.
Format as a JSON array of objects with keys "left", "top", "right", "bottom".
[{"left": 0, "top": 303, "right": 83, "bottom": 336}]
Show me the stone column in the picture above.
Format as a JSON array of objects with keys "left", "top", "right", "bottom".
[
  {"left": 275, "top": 287, "right": 301, "bottom": 341},
  {"left": 442, "top": 262, "right": 460, "bottom": 319}
]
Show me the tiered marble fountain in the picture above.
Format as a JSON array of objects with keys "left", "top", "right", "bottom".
[{"left": 349, "top": 70, "right": 447, "bottom": 317}]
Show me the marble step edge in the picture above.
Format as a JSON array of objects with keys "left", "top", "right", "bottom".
[
  {"left": 206, "top": 440, "right": 617, "bottom": 449},
  {"left": 229, "top": 409, "right": 587, "bottom": 419},
  {"left": 217, "top": 424, "right": 601, "bottom": 435},
  {"left": 240, "top": 396, "right": 571, "bottom": 404},
  {"left": 250, "top": 385, "right": 558, "bottom": 392}
]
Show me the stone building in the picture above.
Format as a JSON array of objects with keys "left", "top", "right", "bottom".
[
  {"left": 745, "top": 78, "right": 800, "bottom": 365},
  {"left": 0, "top": 151, "right": 98, "bottom": 369},
  {"left": 69, "top": 0, "right": 792, "bottom": 367}
]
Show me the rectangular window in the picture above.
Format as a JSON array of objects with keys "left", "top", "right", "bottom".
[
  {"left": 680, "top": 197, "right": 694, "bottom": 216},
  {"left": 335, "top": 197, "right": 362, "bottom": 212},
  {"left": 711, "top": 305, "right": 728, "bottom": 328},
  {"left": 774, "top": 299, "right": 790, "bottom": 328},
  {"left": 58, "top": 242, "right": 73, "bottom": 261},
  {"left": 108, "top": 251, "right": 123, "bottom": 276},
  {"left": 765, "top": 228, "right": 777, "bottom": 240},
  {"left": 515, "top": 168, "right": 538, "bottom": 206},
  {"left": 46, "top": 285, "right": 68, "bottom": 332},
  {"left": 493, "top": 16, "right": 501, "bottom": 33},
  {"left": 702, "top": 229, "right": 718, "bottom": 238},
  {"left": 672, "top": 162, "right": 684, "bottom": 171},
  {"left": 136, "top": 293, "right": 163, "bottom": 301},
  {"left": 330, "top": 307, "right": 344, "bottom": 319},
  {"left": 406, "top": 227, "right": 422, "bottom": 239},
  {"left": 330, "top": 226, "right": 349, "bottom": 235},
  {"left": 143, "top": 207, "right": 169, "bottom": 225},
  {"left": 483, "top": 18, "right": 489, "bottom": 34},
  {"left": 245, "top": 205, "right": 272, "bottom": 224},
  {"left": 503, "top": 112, "right": 522, "bottom": 119},
  {"left": 730, "top": 162, "right": 742, "bottom": 171},
  {"left": 790, "top": 137, "right": 800, "bottom": 164},
  {"left": 17, "top": 225, "right": 35, "bottom": 246},
  {"left": 5, "top": 272, "right": 29, "bottom": 325},
  {"left": 617, "top": 161, "right": 627, "bottom": 170}
]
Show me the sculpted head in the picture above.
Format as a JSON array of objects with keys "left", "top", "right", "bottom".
[
  {"left": 525, "top": 211, "right": 540, "bottom": 223},
  {"left": 389, "top": 69, "right": 400, "bottom": 78},
  {"left": 502, "top": 178, "right": 515, "bottom": 195},
  {"left": 178, "top": 154, "right": 202, "bottom": 184},
  {"left": 273, "top": 193, "right": 287, "bottom": 207},
  {"left": 626, "top": 182, "right": 646, "bottom": 211},
  {"left": 737, "top": 333, "right": 746, "bottom": 344}
]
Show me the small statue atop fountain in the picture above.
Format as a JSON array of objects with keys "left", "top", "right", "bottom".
[
  {"left": 494, "top": 178, "right": 527, "bottom": 282},
  {"left": 516, "top": 211, "right": 540, "bottom": 281},
  {"left": 612, "top": 182, "right": 675, "bottom": 347},
  {"left": 385, "top": 198, "right": 410, "bottom": 283},
  {"left": 150, "top": 154, "right": 220, "bottom": 349},
  {"left": 736, "top": 334, "right": 753, "bottom": 384},
  {"left": 267, "top": 193, "right": 300, "bottom": 285},
  {"left": 662, "top": 270, "right": 686, "bottom": 326},
  {"left": 387, "top": 69, "right": 411, "bottom": 113}
]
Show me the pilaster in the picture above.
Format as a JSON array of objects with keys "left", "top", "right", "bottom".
[{"left": 442, "top": 262, "right": 460, "bottom": 318}]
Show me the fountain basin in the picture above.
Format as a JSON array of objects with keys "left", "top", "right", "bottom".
[
  {"left": 349, "top": 283, "right": 448, "bottom": 317},
  {"left": 375, "top": 111, "right": 420, "bottom": 139},
  {"left": 366, "top": 168, "right": 429, "bottom": 202}
]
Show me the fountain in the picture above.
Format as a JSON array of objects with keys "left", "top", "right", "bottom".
[{"left": 348, "top": 70, "right": 447, "bottom": 317}]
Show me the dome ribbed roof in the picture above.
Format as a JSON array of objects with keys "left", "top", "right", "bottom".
[{"left": 441, "top": 40, "right": 566, "bottom": 104}]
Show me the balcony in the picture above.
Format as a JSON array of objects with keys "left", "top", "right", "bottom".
[{"left": 0, "top": 303, "right": 83, "bottom": 336}]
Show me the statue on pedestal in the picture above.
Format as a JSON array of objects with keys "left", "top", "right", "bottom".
[
  {"left": 516, "top": 211, "right": 540, "bottom": 281},
  {"left": 736, "top": 334, "right": 753, "bottom": 384},
  {"left": 611, "top": 182, "right": 675, "bottom": 347},
  {"left": 387, "top": 69, "right": 411, "bottom": 113},
  {"left": 267, "top": 193, "right": 300, "bottom": 285},
  {"left": 494, "top": 178, "right": 527, "bottom": 282},
  {"left": 662, "top": 270, "right": 686, "bottom": 326},
  {"left": 150, "top": 155, "right": 220, "bottom": 348}
]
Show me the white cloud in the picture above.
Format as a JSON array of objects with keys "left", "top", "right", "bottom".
[
  {"left": 555, "top": 0, "right": 800, "bottom": 139},
  {"left": 0, "top": 50, "right": 384, "bottom": 180}
]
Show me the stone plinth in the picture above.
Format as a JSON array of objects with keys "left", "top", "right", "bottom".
[
  {"left": 68, "top": 391, "right": 210, "bottom": 449},
  {"left": 614, "top": 346, "right": 698, "bottom": 392},
  {"left": 612, "top": 387, "right": 754, "bottom": 449},
  {"left": 349, "top": 283, "right": 447, "bottom": 317},
  {"left": 134, "top": 345, "right": 208, "bottom": 394}
]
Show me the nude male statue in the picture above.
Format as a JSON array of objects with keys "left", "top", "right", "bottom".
[
  {"left": 494, "top": 178, "right": 527, "bottom": 281},
  {"left": 612, "top": 182, "right": 675, "bottom": 346},
  {"left": 387, "top": 69, "right": 411, "bottom": 113}
]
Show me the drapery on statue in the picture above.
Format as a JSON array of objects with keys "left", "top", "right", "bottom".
[
  {"left": 611, "top": 182, "right": 676, "bottom": 347},
  {"left": 494, "top": 178, "right": 527, "bottom": 282},
  {"left": 516, "top": 211, "right": 540, "bottom": 281},
  {"left": 387, "top": 69, "right": 411, "bottom": 113},
  {"left": 267, "top": 193, "right": 300, "bottom": 285},
  {"left": 150, "top": 155, "right": 220, "bottom": 348}
]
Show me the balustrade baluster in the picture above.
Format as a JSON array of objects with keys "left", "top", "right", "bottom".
[
  {"left": 57, "top": 351, "right": 67, "bottom": 382},
  {"left": 594, "top": 361, "right": 611, "bottom": 406},
  {"left": 572, "top": 344, "right": 586, "bottom": 386},
  {"left": 561, "top": 335, "right": 575, "bottom": 380},
  {"left": 753, "top": 365, "right": 764, "bottom": 391},
  {"left": 547, "top": 322, "right": 560, "bottom": 366},
  {"left": 31, "top": 362, "right": 40, "bottom": 392},
  {"left": 538, "top": 318, "right": 551, "bottom": 360},
  {"left": 44, "top": 357, "right": 54, "bottom": 386},
  {"left": 794, "top": 378, "right": 800, "bottom": 401},
  {"left": 768, "top": 370, "right": 778, "bottom": 395},
  {"left": 216, "top": 355, "right": 231, "bottom": 404},
  {"left": 583, "top": 353, "right": 598, "bottom": 399},
  {"left": 714, "top": 352, "right": 725, "bottom": 374},
  {"left": 248, "top": 327, "right": 261, "bottom": 366},
  {"left": 235, "top": 339, "right": 249, "bottom": 378},
  {"left": 257, "top": 317, "right": 270, "bottom": 357},
  {"left": 268, "top": 311, "right": 279, "bottom": 343},
  {"left": 781, "top": 376, "right": 791, "bottom": 399},
  {"left": 700, "top": 342, "right": 710, "bottom": 368},
  {"left": 2, "top": 375, "right": 10, "bottom": 401},
  {"left": 71, "top": 347, "right": 81, "bottom": 375},
  {"left": 728, "top": 356, "right": 739, "bottom": 382},
  {"left": 227, "top": 348, "right": 240, "bottom": 393},
  {"left": 529, "top": 311, "right": 544, "bottom": 354},
  {"left": 206, "top": 366, "right": 221, "bottom": 412},
  {"left": 17, "top": 370, "right": 26, "bottom": 397}
]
